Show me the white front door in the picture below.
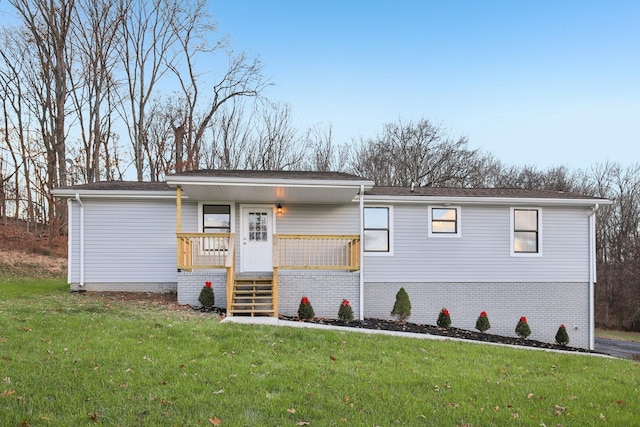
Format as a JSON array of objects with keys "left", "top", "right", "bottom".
[{"left": 241, "top": 206, "right": 274, "bottom": 272}]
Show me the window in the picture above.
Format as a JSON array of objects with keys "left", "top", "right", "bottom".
[
  {"left": 203, "top": 205, "right": 231, "bottom": 233},
  {"left": 428, "top": 206, "right": 461, "bottom": 237},
  {"left": 364, "top": 206, "right": 392, "bottom": 253},
  {"left": 511, "top": 208, "right": 541, "bottom": 255}
]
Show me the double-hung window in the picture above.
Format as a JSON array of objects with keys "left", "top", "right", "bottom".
[
  {"left": 428, "top": 206, "right": 461, "bottom": 237},
  {"left": 511, "top": 208, "right": 541, "bottom": 255},
  {"left": 364, "top": 206, "right": 392, "bottom": 254},
  {"left": 203, "top": 205, "right": 231, "bottom": 233},
  {"left": 202, "top": 204, "right": 231, "bottom": 251}
]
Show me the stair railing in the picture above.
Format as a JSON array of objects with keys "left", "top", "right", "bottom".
[{"left": 225, "top": 235, "right": 236, "bottom": 316}]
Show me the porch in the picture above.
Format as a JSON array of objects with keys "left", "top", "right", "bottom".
[
  {"left": 176, "top": 233, "right": 361, "bottom": 317},
  {"left": 168, "top": 171, "right": 373, "bottom": 318}
]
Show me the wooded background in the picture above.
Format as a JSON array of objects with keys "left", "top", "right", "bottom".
[{"left": 1, "top": 0, "right": 638, "bottom": 330}]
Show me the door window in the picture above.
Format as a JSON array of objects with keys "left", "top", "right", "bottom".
[{"left": 248, "top": 212, "right": 268, "bottom": 242}]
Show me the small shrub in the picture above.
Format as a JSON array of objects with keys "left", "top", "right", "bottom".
[
  {"left": 391, "top": 287, "right": 411, "bottom": 322},
  {"left": 338, "top": 299, "right": 354, "bottom": 323},
  {"left": 515, "top": 316, "right": 531, "bottom": 339},
  {"left": 437, "top": 308, "right": 451, "bottom": 328},
  {"left": 475, "top": 310, "right": 491, "bottom": 332},
  {"left": 298, "top": 296, "right": 315, "bottom": 320},
  {"left": 555, "top": 324, "right": 569, "bottom": 345},
  {"left": 198, "top": 281, "right": 215, "bottom": 308}
]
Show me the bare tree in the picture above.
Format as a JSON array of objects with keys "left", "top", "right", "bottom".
[
  {"left": 494, "top": 164, "right": 590, "bottom": 193},
  {"left": 349, "top": 118, "right": 478, "bottom": 187},
  {"left": 0, "top": 26, "right": 48, "bottom": 225},
  {"left": 588, "top": 162, "right": 640, "bottom": 329},
  {"left": 302, "top": 123, "right": 349, "bottom": 172},
  {"left": 68, "top": 0, "right": 123, "bottom": 183},
  {"left": 165, "top": 0, "right": 267, "bottom": 173},
  {"left": 204, "top": 100, "right": 253, "bottom": 170},
  {"left": 9, "top": 0, "right": 73, "bottom": 189},
  {"left": 0, "top": 29, "right": 27, "bottom": 222},
  {"left": 247, "top": 103, "right": 306, "bottom": 170},
  {"left": 118, "top": 0, "right": 184, "bottom": 181}
]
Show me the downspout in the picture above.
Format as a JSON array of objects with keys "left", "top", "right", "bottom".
[
  {"left": 66, "top": 198, "right": 72, "bottom": 285},
  {"left": 359, "top": 184, "right": 365, "bottom": 321},
  {"left": 588, "top": 203, "right": 599, "bottom": 350},
  {"left": 75, "top": 193, "right": 85, "bottom": 287}
]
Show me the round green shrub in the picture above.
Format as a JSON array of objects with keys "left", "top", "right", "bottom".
[
  {"left": 437, "top": 308, "right": 451, "bottom": 328},
  {"left": 391, "top": 287, "right": 411, "bottom": 322},
  {"left": 198, "top": 281, "right": 215, "bottom": 308},
  {"left": 475, "top": 311, "right": 491, "bottom": 332},
  {"left": 555, "top": 324, "right": 569, "bottom": 345},
  {"left": 338, "top": 299, "right": 354, "bottom": 323},
  {"left": 515, "top": 316, "right": 531, "bottom": 339},
  {"left": 298, "top": 296, "right": 315, "bottom": 320}
]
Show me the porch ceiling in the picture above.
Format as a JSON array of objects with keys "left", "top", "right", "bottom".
[{"left": 170, "top": 182, "right": 366, "bottom": 203}]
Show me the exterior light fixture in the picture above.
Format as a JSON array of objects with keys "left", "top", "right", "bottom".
[{"left": 276, "top": 204, "right": 283, "bottom": 214}]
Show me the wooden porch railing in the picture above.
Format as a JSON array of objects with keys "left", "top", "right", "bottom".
[
  {"left": 274, "top": 234, "right": 360, "bottom": 271},
  {"left": 225, "top": 239, "right": 236, "bottom": 315},
  {"left": 177, "top": 232, "right": 234, "bottom": 270}
]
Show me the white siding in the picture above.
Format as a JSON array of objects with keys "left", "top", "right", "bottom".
[
  {"left": 70, "top": 198, "right": 178, "bottom": 283},
  {"left": 180, "top": 201, "right": 199, "bottom": 232},
  {"left": 364, "top": 204, "right": 591, "bottom": 283},
  {"left": 275, "top": 204, "right": 359, "bottom": 234}
]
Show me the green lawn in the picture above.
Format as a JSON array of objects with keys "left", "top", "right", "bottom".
[
  {"left": 596, "top": 328, "right": 640, "bottom": 343},
  {"left": 1, "top": 280, "right": 639, "bottom": 426}
]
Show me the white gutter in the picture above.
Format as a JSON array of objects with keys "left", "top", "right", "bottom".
[
  {"left": 364, "top": 195, "right": 610, "bottom": 207},
  {"left": 75, "top": 193, "right": 85, "bottom": 287},
  {"left": 359, "top": 184, "right": 365, "bottom": 321},
  {"left": 588, "top": 203, "right": 599, "bottom": 350},
  {"left": 52, "top": 190, "right": 176, "bottom": 199}
]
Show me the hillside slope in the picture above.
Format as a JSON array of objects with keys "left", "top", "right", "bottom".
[{"left": 0, "top": 221, "right": 67, "bottom": 279}]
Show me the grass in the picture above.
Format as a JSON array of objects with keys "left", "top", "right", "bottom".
[
  {"left": 1, "top": 281, "right": 639, "bottom": 426},
  {"left": 596, "top": 328, "right": 640, "bottom": 343}
]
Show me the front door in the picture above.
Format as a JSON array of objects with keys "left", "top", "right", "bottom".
[{"left": 241, "top": 206, "right": 274, "bottom": 272}]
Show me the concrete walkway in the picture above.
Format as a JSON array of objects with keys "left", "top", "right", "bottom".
[{"left": 221, "top": 316, "right": 613, "bottom": 358}]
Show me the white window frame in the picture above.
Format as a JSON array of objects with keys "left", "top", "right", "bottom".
[
  {"left": 510, "top": 207, "right": 543, "bottom": 257},
  {"left": 428, "top": 206, "right": 462, "bottom": 238},
  {"left": 363, "top": 205, "right": 394, "bottom": 257}
]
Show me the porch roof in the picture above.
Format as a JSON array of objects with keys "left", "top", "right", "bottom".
[{"left": 165, "top": 170, "right": 374, "bottom": 203}]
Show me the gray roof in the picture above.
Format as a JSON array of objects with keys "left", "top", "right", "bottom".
[
  {"left": 168, "top": 169, "right": 369, "bottom": 181},
  {"left": 52, "top": 170, "right": 606, "bottom": 202},
  {"left": 366, "top": 186, "right": 604, "bottom": 200}
]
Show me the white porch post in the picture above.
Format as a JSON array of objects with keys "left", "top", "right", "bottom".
[{"left": 588, "top": 203, "right": 599, "bottom": 350}]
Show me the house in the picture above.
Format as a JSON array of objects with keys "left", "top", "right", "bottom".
[{"left": 52, "top": 170, "right": 609, "bottom": 349}]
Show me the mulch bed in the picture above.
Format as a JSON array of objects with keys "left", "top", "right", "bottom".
[{"left": 279, "top": 316, "right": 599, "bottom": 354}]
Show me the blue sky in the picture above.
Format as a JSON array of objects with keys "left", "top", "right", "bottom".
[{"left": 211, "top": 0, "right": 639, "bottom": 169}]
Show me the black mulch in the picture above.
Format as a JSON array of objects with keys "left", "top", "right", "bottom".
[
  {"left": 193, "top": 304, "right": 601, "bottom": 355},
  {"left": 279, "top": 316, "right": 600, "bottom": 354}
]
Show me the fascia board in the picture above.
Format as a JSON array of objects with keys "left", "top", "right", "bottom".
[
  {"left": 51, "top": 189, "right": 177, "bottom": 199},
  {"left": 362, "top": 195, "right": 612, "bottom": 206}
]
